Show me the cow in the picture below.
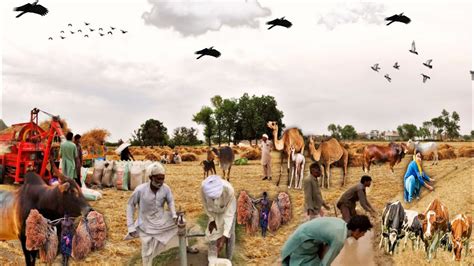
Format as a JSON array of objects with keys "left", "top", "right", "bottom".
[
  {"left": 402, "top": 210, "right": 424, "bottom": 251},
  {"left": 379, "top": 201, "right": 406, "bottom": 254},
  {"left": 450, "top": 214, "right": 472, "bottom": 261},
  {"left": 407, "top": 140, "right": 438, "bottom": 165},
  {"left": 362, "top": 142, "right": 408, "bottom": 173},
  {"left": 0, "top": 171, "right": 92, "bottom": 266},
  {"left": 212, "top": 146, "right": 235, "bottom": 181},
  {"left": 417, "top": 198, "right": 449, "bottom": 261}
]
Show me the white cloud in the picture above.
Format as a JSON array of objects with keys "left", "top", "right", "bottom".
[
  {"left": 142, "top": 0, "right": 271, "bottom": 36},
  {"left": 316, "top": 2, "right": 386, "bottom": 30}
]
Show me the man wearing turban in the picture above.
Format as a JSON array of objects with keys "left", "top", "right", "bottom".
[
  {"left": 201, "top": 175, "right": 237, "bottom": 262},
  {"left": 126, "top": 162, "right": 197, "bottom": 265}
]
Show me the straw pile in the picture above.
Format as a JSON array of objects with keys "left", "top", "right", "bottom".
[
  {"left": 72, "top": 219, "right": 92, "bottom": 260},
  {"left": 181, "top": 153, "right": 198, "bottom": 161},
  {"left": 437, "top": 148, "right": 457, "bottom": 160},
  {"left": 277, "top": 192, "right": 291, "bottom": 224},
  {"left": 25, "top": 209, "right": 48, "bottom": 250},
  {"left": 87, "top": 211, "right": 107, "bottom": 250},
  {"left": 268, "top": 201, "right": 281, "bottom": 232},
  {"left": 144, "top": 153, "right": 159, "bottom": 161},
  {"left": 39, "top": 226, "right": 58, "bottom": 263},
  {"left": 81, "top": 129, "right": 110, "bottom": 149},
  {"left": 237, "top": 191, "right": 253, "bottom": 225},
  {"left": 241, "top": 148, "right": 261, "bottom": 160},
  {"left": 458, "top": 146, "right": 474, "bottom": 158},
  {"left": 39, "top": 118, "right": 69, "bottom": 133}
]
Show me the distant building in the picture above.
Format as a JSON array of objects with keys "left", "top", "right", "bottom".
[
  {"left": 382, "top": 131, "right": 400, "bottom": 141},
  {"left": 358, "top": 132, "right": 369, "bottom": 139},
  {"left": 369, "top": 130, "right": 380, "bottom": 140}
]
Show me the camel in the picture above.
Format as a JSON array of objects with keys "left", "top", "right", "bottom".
[
  {"left": 267, "top": 121, "right": 304, "bottom": 187},
  {"left": 290, "top": 145, "right": 305, "bottom": 189},
  {"left": 308, "top": 136, "right": 348, "bottom": 188}
]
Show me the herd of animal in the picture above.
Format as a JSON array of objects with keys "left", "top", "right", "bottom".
[{"left": 379, "top": 199, "right": 472, "bottom": 262}]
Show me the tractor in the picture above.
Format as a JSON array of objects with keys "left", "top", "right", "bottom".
[{"left": 0, "top": 108, "right": 65, "bottom": 184}]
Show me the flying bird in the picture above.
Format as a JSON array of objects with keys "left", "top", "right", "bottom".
[
  {"left": 423, "top": 59, "right": 433, "bottom": 69},
  {"left": 107, "top": 31, "right": 112, "bottom": 35},
  {"left": 70, "top": 31, "right": 74, "bottom": 34},
  {"left": 89, "top": 28, "right": 95, "bottom": 32},
  {"left": 99, "top": 33, "right": 104, "bottom": 36},
  {"left": 384, "top": 74, "right": 392, "bottom": 82},
  {"left": 266, "top": 17, "right": 292, "bottom": 30},
  {"left": 120, "top": 30, "right": 127, "bottom": 34},
  {"left": 371, "top": 63, "right": 380, "bottom": 72},
  {"left": 68, "top": 23, "right": 72, "bottom": 27},
  {"left": 393, "top": 62, "right": 400, "bottom": 70},
  {"left": 78, "top": 29, "right": 82, "bottom": 33},
  {"left": 84, "top": 34, "right": 89, "bottom": 38},
  {"left": 13, "top": 0, "right": 48, "bottom": 18},
  {"left": 195, "top": 46, "right": 221, "bottom": 59},
  {"left": 60, "top": 36, "right": 65, "bottom": 39},
  {"left": 84, "top": 22, "right": 90, "bottom": 26},
  {"left": 409, "top": 41, "right": 418, "bottom": 55},
  {"left": 48, "top": 37, "right": 52, "bottom": 40},
  {"left": 385, "top": 13, "right": 411, "bottom": 26},
  {"left": 99, "top": 28, "right": 103, "bottom": 31},
  {"left": 421, "top": 74, "right": 430, "bottom": 83},
  {"left": 60, "top": 30, "right": 64, "bottom": 33},
  {"left": 110, "top": 26, "right": 116, "bottom": 30}
]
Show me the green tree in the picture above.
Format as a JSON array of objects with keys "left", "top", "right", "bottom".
[
  {"left": 220, "top": 98, "right": 239, "bottom": 145},
  {"left": 193, "top": 106, "right": 215, "bottom": 146},
  {"left": 431, "top": 117, "right": 444, "bottom": 140},
  {"left": 445, "top": 111, "right": 460, "bottom": 140},
  {"left": 340, "top": 125, "right": 358, "bottom": 140},
  {"left": 211, "top": 95, "right": 224, "bottom": 146},
  {"left": 131, "top": 119, "right": 169, "bottom": 146},
  {"left": 397, "top": 123, "right": 418, "bottom": 140},
  {"left": 171, "top": 127, "right": 201, "bottom": 146},
  {"left": 327, "top": 124, "right": 341, "bottom": 139}
]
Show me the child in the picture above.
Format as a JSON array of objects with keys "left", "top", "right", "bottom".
[{"left": 257, "top": 192, "right": 270, "bottom": 237}]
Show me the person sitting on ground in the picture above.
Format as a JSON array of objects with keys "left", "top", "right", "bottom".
[
  {"left": 281, "top": 215, "right": 373, "bottom": 265},
  {"left": 304, "top": 162, "right": 331, "bottom": 220},
  {"left": 403, "top": 150, "right": 435, "bottom": 203}
]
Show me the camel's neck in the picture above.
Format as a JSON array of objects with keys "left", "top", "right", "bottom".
[
  {"left": 309, "top": 141, "right": 321, "bottom": 161},
  {"left": 272, "top": 129, "right": 284, "bottom": 150}
]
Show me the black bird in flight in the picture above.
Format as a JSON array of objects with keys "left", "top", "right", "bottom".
[
  {"left": 111, "top": 26, "right": 116, "bottom": 30},
  {"left": 13, "top": 0, "right": 48, "bottom": 18},
  {"left": 423, "top": 59, "right": 433, "bottom": 69},
  {"left": 120, "top": 30, "right": 128, "bottom": 34},
  {"left": 70, "top": 31, "right": 74, "bottom": 34},
  {"left": 107, "top": 31, "right": 113, "bottom": 35},
  {"left": 60, "top": 36, "right": 66, "bottom": 39},
  {"left": 99, "top": 28, "right": 103, "bottom": 31},
  {"left": 84, "top": 22, "right": 90, "bottom": 26},
  {"left": 371, "top": 63, "right": 380, "bottom": 72},
  {"left": 385, "top": 13, "right": 411, "bottom": 26},
  {"left": 266, "top": 17, "right": 292, "bottom": 30},
  {"left": 89, "top": 28, "right": 95, "bottom": 32},
  {"left": 48, "top": 37, "right": 52, "bottom": 40},
  {"left": 99, "top": 33, "right": 104, "bottom": 36},
  {"left": 421, "top": 74, "right": 430, "bottom": 83},
  {"left": 393, "top": 62, "right": 400, "bottom": 70},
  {"left": 84, "top": 34, "right": 89, "bottom": 38},
  {"left": 60, "top": 30, "right": 64, "bottom": 33},
  {"left": 384, "top": 74, "right": 392, "bottom": 82},
  {"left": 78, "top": 29, "right": 82, "bottom": 33},
  {"left": 68, "top": 23, "right": 72, "bottom": 27},
  {"left": 195, "top": 46, "right": 221, "bottom": 59},
  {"left": 409, "top": 41, "right": 418, "bottom": 55}
]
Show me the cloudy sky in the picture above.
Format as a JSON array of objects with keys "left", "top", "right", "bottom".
[{"left": 0, "top": 0, "right": 472, "bottom": 141}]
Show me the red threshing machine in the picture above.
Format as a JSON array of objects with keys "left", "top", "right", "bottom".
[{"left": 0, "top": 108, "right": 65, "bottom": 184}]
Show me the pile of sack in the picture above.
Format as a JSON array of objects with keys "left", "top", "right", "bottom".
[{"left": 81, "top": 160, "right": 155, "bottom": 194}]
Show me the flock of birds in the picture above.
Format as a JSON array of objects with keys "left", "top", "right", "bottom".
[
  {"left": 47, "top": 22, "right": 128, "bottom": 40},
  {"left": 371, "top": 13, "right": 434, "bottom": 83},
  {"left": 12, "top": 1, "right": 436, "bottom": 83}
]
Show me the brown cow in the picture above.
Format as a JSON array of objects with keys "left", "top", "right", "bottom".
[
  {"left": 362, "top": 142, "right": 408, "bottom": 173},
  {"left": 0, "top": 171, "right": 91, "bottom": 266},
  {"left": 417, "top": 199, "right": 449, "bottom": 261},
  {"left": 450, "top": 214, "right": 472, "bottom": 261}
]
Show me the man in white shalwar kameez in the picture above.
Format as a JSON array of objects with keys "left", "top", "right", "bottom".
[
  {"left": 201, "top": 175, "right": 237, "bottom": 262},
  {"left": 126, "top": 163, "right": 196, "bottom": 266}
]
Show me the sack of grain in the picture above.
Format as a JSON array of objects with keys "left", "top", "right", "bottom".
[
  {"left": 92, "top": 160, "right": 106, "bottom": 186},
  {"left": 114, "top": 161, "right": 130, "bottom": 191},
  {"left": 101, "top": 161, "right": 115, "bottom": 187},
  {"left": 130, "top": 162, "right": 145, "bottom": 190}
]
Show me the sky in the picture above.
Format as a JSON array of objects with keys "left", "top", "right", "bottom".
[{"left": 0, "top": 0, "right": 472, "bottom": 141}]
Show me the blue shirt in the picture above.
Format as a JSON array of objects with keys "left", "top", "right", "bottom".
[{"left": 404, "top": 161, "right": 430, "bottom": 186}]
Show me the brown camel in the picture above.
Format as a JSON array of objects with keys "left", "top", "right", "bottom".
[
  {"left": 267, "top": 121, "right": 305, "bottom": 187},
  {"left": 308, "top": 136, "right": 348, "bottom": 188}
]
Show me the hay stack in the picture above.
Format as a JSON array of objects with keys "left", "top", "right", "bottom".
[
  {"left": 268, "top": 201, "right": 281, "bottom": 232},
  {"left": 39, "top": 118, "right": 69, "bottom": 134},
  {"left": 458, "top": 146, "right": 474, "bottom": 157},
  {"left": 438, "top": 143, "right": 453, "bottom": 150},
  {"left": 348, "top": 153, "right": 364, "bottom": 167},
  {"left": 277, "top": 192, "right": 291, "bottom": 224},
  {"left": 25, "top": 209, "right": 48, "bottom": 250},
  {"left": 81, "top": 129, "right": 110, "bottom": 149},
  {"left": 144, "top": 153, "right": 159, "bottom": 161},
  {"left": 241, "top": 148, "right": 261, "bottom": 160},
  {"left": 436, "top": 148, "right": 457, "bottom": 160},
  {"left": 237, "top": 191, "right": 253, "bottom": 225},
  {"left": 181, "top": 153, "right": 198, "bottom": 161},
  {"left": 72, "top": 219, "right": 92, "bottom": 260}
]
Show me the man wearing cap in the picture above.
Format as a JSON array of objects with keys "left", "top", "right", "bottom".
[
  {"left": 126, "top": 162, "right": 197, "bottom": 266},
  {"left": 260, "top": 133, "right": 273, "bottom": 181},
  {"left": 201, "top": 175, "right": 237, "bottom": 261}
]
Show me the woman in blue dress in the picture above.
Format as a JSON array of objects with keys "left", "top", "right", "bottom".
[{"left": 404, "top": 150, "right": 435, "bottom": 202}]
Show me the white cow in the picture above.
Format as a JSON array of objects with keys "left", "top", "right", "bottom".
[
  {"left": 402, "top": 210, "right": 424, "bottom": 251},
  {"left": 407, "top": 139, "right": 439, "bottom": 165}
]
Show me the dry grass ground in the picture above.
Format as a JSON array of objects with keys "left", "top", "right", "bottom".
[{"left": 0, "top": 142, "right": 472, "bottom": 265}]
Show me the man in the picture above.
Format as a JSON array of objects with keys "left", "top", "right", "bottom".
[
  {"left": 118, "top": 139, "right": 135, "bottom": 161},
  {"left": 260, "top": 133, "right": 273, "bottom": 180},
  {"left": 60, "top": 132, "right": 78, "bottom": 182},
  {"left": 337, "top": 175, "right": 377, "bottom": 222},
  {"left": 73, "top": 134, "right": 83, "bottom": 187},
  {"left": 126, "top": 163, "right": 197, "bottom": 266},
  {"left": 304, "top": 162, "right": 330, "bottom": 220},
  {"left": 201, "top": 175, "right": 236, "bottom": 261},
  {"left": 281, "top": 215, "right": 373, "bottom": 265}
]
